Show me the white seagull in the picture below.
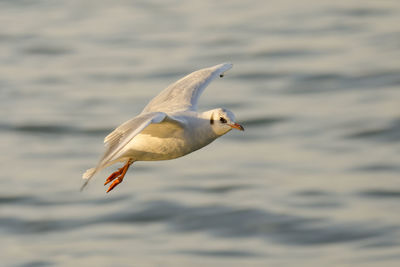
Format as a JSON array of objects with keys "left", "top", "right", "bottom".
[{"left": 82, "top": 63, "right": 244, "bottom": 193}]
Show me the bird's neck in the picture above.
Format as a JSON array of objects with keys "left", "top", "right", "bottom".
[{"left": 190, "top": 110, "right": 220, "bottom": 144}]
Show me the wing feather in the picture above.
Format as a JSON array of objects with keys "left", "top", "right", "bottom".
[
  {"left": 81, "top": 63, "right": 232, "bottom": 190},
  {"left": 81, "top": 112, "right": 168, "bottom": 189},
  {"left": 102, "top": 112, "right": 166, "bottom": 163},
  {"left": 142, "top": 63, "right": 233, "bottom": 113}
]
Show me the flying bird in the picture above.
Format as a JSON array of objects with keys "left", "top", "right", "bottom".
[{"left": 82, "top": 63, "right": 244, "bottom": 193}]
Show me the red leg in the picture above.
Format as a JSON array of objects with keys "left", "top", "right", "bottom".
[
  {"left": 104, "top": 166, "right": 124, "bottom": 186},
  {"left": 105, "top": 160, "right": 133, "bottom": 193}
]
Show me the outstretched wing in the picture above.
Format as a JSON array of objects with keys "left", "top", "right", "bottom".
[
  {"left": 81, "top": 112, "right": 183, "bottom": 190},
  {"left": 142, "top": 63, "right": 233, "bottom": 113}
]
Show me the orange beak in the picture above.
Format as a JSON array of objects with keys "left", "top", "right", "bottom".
[{"left": 229, "top": 123, "right": 244, "bottom": 131}]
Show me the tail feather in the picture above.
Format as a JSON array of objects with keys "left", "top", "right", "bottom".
[
  {"left": 80, "top": 168, "right": 97, "bottom": 191},
  {"left": 83, "top": 168, "right": 96, "bottom": 179}
]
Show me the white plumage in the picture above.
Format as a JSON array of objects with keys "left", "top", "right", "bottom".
[{"left": 82, "top": 63, "right": 243, "bottom": 192}]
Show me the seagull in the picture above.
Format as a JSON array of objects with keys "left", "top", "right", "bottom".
[{"left": 81, "top": 63, "right": 244, "bottom": 193}]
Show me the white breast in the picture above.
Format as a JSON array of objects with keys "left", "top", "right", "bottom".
[{"left": 121, "top": 116, "right": 218, "bottom": 161}]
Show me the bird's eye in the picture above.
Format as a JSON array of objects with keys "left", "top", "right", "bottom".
[{"left": 219, "top": 117, "right": 227, "bottom": 123}]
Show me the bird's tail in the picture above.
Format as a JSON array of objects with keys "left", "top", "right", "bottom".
[
  {"left": 80, "top": 168, "right": 97, "bottom": 191},
  {"left": 83, "top": 168, "right": 96, "bottom": 179}
]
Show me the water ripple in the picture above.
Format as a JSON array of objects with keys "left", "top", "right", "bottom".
[
  {"left": 233, "top": 71, "right": 285, "bottom": 81},
  {"left": 346, "top": 119, "right": 400, "bottom": 142},
  {"left": 168, "top": 184, "right": 252, "bottom": 194},
  {"left": 242, "top": 116, "right": 288, "bottom": 128},
  {"left": 329, "top": 7, "right": 391, "bottom": 18},
  {"left": 21, "top": 44, "right": 73, "bottom": 56},
  {"left": 351, "top": 163, "right": 400, "bottom": 173},
  {"left": 0, "top": 123, "right": 110, "bottom": 137},
  {"left": 252, "top": 48, "right": 323, "bottom": 59},
  {"left": 103, "top": 201, "right": 397, "bottom": 245},
  {"left": 2, "top": 200, "right": 393, "bottom": 247},
  {"left": 0, "top": 193, "right": 131, "bottom": 207},
  {"left": 359, "top": 190, "right": 400, "bottom": 199},
  {"left": 179, "top": 249, "right": 260, "bottom": 258},
  {"left": 20, "top": 260, "right": 53, "bottom": 267},
  {"left": 287, "top": 70, "right": 400, "bottom": 93}
]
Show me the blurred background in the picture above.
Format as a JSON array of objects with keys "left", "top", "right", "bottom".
[{"left": 1, "top": 0, "right": 400, "bottom": 266}]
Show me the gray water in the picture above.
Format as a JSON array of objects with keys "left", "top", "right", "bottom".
[{"left": 1, "top": 0, "right": 400, "bottom": 266}]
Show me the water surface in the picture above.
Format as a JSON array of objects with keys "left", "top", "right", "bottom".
[{"left": 1, "top": 0, "right": 400, "bottom": 266}]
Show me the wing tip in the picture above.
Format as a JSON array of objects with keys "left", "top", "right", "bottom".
[
  {"left": 222, "top": 62, "right": 233, "bottom": 67},
  {"left": 213, "top": 62, "right": 233, "bottom": 76},
  {"left": 219, "top": 62, "right": 233, "bottom": 70}
]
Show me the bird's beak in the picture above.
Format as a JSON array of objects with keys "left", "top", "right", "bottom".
[{"left": 229, "top": 123, "right": 244, "bottom": 131}]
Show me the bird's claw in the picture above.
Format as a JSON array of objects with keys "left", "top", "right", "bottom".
[
  {"left": 104, "top": 167, "right": 124, "bottom": 186},
  {"left": 104, "top": 160, "right": 132, "bottom": 193},
  {"left": 106, "top": 178, "right": 123, "bottom": 193}
]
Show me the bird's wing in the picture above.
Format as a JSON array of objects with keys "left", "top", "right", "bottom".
[
  {"left": 81, "top": 112, "right": 184, "bottom": 189},
  {"left": 142, "top": 63, "right": 233, "bottom": 113},
  {"left": 102, "top": 112, "right": 167, "bottom": 159}
]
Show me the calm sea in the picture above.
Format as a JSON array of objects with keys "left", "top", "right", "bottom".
[{"left": 1, "top": 0, "right": 400, "bottom": 266}]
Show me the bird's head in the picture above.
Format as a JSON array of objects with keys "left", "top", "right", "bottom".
[{"left": 208, "top": 108, "right": 244, "bottom": 136}]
